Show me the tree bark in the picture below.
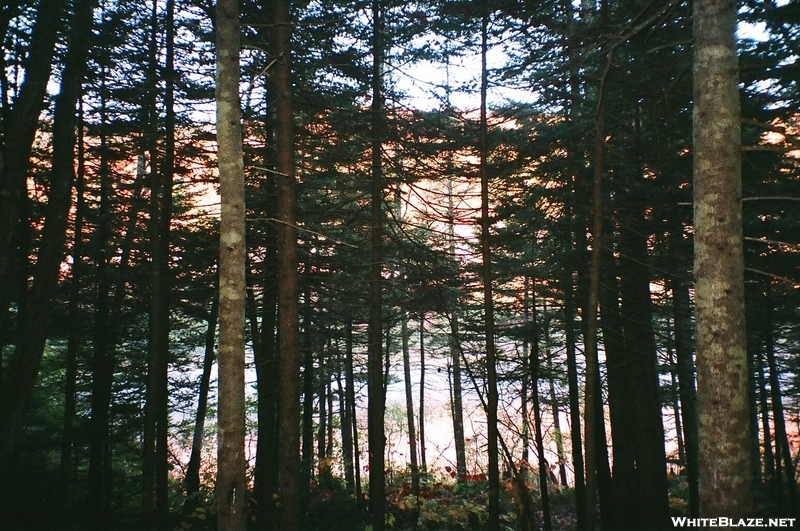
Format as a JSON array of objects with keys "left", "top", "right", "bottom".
[
  {"left": 765, "top": 287, "right": 797, "bottom": 516},
  {"left": 184, "top": 288, "right": 219, "bottom": 497},
  {"left": 61, "top": 98, "right": 87, "bottom": 496},
  {"left": 215, "top": 0, "right": 248, "bottom": 526},
  {"left": 368, "top": 0, "right": 386, "bottom": 528},
  {"left": 145, "top": 0, "right": 176, "bottom": 523},
  {"left": 273, "top": 0, "right": 301, "bottom": 527},
  {"left": 401, "top": 312, "right": 420, "bottom": 496},
  {"left": 419, "top": 316, "right": 427, "bottom": 474},
  {"left": 693, "top": 0, "right": 752, "bottom": 516},
  {"left": 672, "top": 277, "right": 699, "bottom": 517},
  {"left": 529, "top": 282, "right": 553, "bottom": 531},
  {"left": 479, "top": 8, "right": 500, "bottom": 530}
]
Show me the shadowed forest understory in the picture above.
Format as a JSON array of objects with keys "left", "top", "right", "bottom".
[{"left": 0, "top": 0, "right": 799, "bottom": 530}]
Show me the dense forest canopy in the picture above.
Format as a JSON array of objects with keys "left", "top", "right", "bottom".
[{"left": 0, "top": 0, "right": 798, "bottom": 530}]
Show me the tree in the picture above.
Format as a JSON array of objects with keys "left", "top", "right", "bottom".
[
  {"left": 692, "top": 0, "right": 752, "bottom": 517},
  {"left": 215, "top": 0, "right": 248, "bottom": 527},
  {"left": 274, "top": 0, "right": 302, "bottom": 528}
]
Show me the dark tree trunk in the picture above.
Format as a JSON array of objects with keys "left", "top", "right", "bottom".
[
  {"left": 345, "top": 320, "right": 363, "bottom": 506},
  {"left": 479, "top": 8, "right": 499, "bottom": 530},
  {"left": 765, "top": 287, "right": 797, "bottom": 516},
  {"left": 672, "top": 278, "right": 699, "bottom": 517},
  {"left": 184, "top": 288, "right": 219, "bottom": 497},
  {"left": 419, "top": 317, "right": 427, "bottom": 474},
  {"left": 401, "top": 313, "right": 420, "bottom": 496},
  {"left": 561, "top": 254, "right": 586, "bottom": 530},
  {"left": 145, "top": 0, "right": 175, "bottom": 524},
  {"left": 215, "top": 0, "right": 248, "bottom": 526},
  {"left": 617, "top": 215, "right": 670, "bottom": 530},
  {"left": 317, "top": 353, "right": 328, "bottom": 472},
  {"left": 252, "top": 89, "right": 280, "bottom": 531},
  {"left": 529, "top": 282, "right": 553, "bottom": 531},
  {"left": 666, "top": 339, "right": 686, "bottom": 468},
  {"left": 757, "top": 348, "right": 776, "bottom": 490},
  {"left": 367, "top": 0, "right": 386, "bottom": 528},
  {"left": 61, "top": 99, "right": 87, "bottom": 497},
  {"left": 273, "top": 0, "right": 301, "bottom": 527},
  {"left": 337, "top": 342, "right": 355, "bottom": 492},
  {"left": 301, "top": 287, "right": 315, "bottom": 492}
]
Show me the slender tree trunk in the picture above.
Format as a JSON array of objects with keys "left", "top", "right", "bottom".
[
  {"left": 419, "top": 316, "right": 427, "bottom": 474},
  {"left": 583, "top": 56, "right": 606, "bottom": 531},
  {"left": 90, "top": 263, "right": 112, "bottom": 526},
  {"left": 765, "top": 287, "right": 797, "bottom": 516},
  {"left": 445, "top": 129, "right": 466, "bottom": 481},
  {"left": 317, "top": 353, "right": 328, "bottom": 472},
  {"left": 561, "top": 254, "right": 586, "bottom": 530},
  {"left": 672, "top": 278, "right": 699, "bottom": 517},
  {"left": 301, "top": 286, "right": 315, "bottom": 490},
  {"left": 529, "top": 282, "right": 553, "bottom": 531},
  {"left": 757, "top": 347, "right": 776, "bottom": 490},
  {"left": 184, "top": 288, "right": 219, "bottom": 497},
  {"left": 273, "top": 0, "right": 301, "bottom": 527},
  {"left": 61, "top": 98, "right": 87, "bottom": 496},
  {"left": 142, "top": 0, "right": 162, "bottom": 518},
  {"left": 693, "top": 0, "right": 752, "bottom": 516},
  {"left": 337, "top": 343, "right": 355, "bottom": 492},
  {"left": 667, "top": 339, "right": 686, "bottom": 467},
  {"left": 401, "top": 313, "right": 420, "bottom": 497},
  {"left": 145, "top": 0, "right": 176, "bottom": 523},
  {"left": 544, "top": 305, "right": 568, "bottom": 486},
  {"left": 479, "top": 8, "right": 499, "bottom": 530},
  {"left": 215, "top": 0, "right": 248, "bottom": 526},
  {"left": 747, "top": 329, "right": 763, "bottom": 488},
  {"left": 368, "top": 0, "right": 386, "bottom": 528},
  {"left": 345, "top": 320, "right": 363, "bottom": 507}
]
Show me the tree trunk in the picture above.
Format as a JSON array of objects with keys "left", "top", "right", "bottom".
[
  {"left": 693, "top": 0, "right": 752, "bottom": 516},
  {"left": 252, "top": 85, "right": 280, "bottom": 530},
  {"left": 529, "top": 282, "right": 553, "bottom": 531},
  {"left": 184, "top": 288, "right": 219, "bottom": 497},
  {"left": 672, "top": 278, "right": 699, "bottom": 517},
  {"left": 401, "top": 312, "right": 420, "bottom": 497},
  {"left": 215, "top": 0, "right": 248, "bottom": 526},
  {"left": 345, "top": 320, "right": 363, "bottom": 507},
  {"left": 419, "top": 316, "right": 427, "bottom": 474},
  {"left": 765, "top": 287, "right": 797, "bottom": 516},
  {"left": 317, "top": 352, "right": 328, "bottom": 472},
  {"left": 544, "top": 304, "right": 568, "bottom": 486},
  {"left": 757, "top": 347, "right": 776, "bottom": 491},
  {"left": 301, "top": 286, "right": 315, "bottom": 493},
  {"left": 273, "top": 0, "right": 301, "bottom": 527},
  {"left": 145, "top": 0, "right": 175, "bottom": 523},
  {"left": 368, "top": 0, "right": 386, "bottom": 528},
  {"left": 337, "top": 340, "right": 355, "bottom": 492},
  {"left": 617, "top": 213, "right": 670, "bottom": 530},
  {"left": 479, "top": 8, "right": 500, "bottom": 530},
  {"left": 61, "top": 98, "right": 87, "bottom": 497},
  {"left": 561, "top": 257, "right": 586, "bottom": 530}
]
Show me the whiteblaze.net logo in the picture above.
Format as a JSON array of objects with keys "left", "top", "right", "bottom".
[{"left": 672, "top": 517, "right": 796, "bottom": 528}]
